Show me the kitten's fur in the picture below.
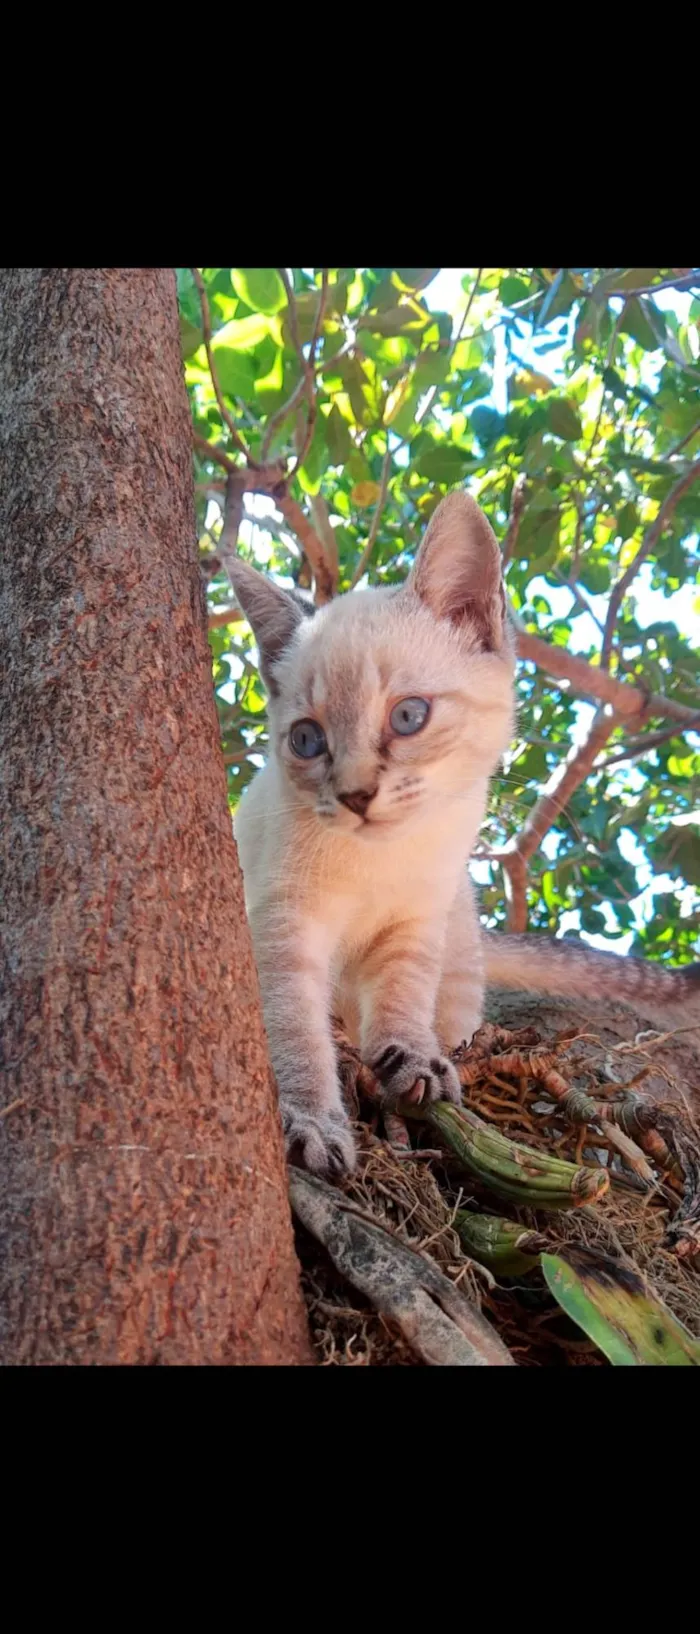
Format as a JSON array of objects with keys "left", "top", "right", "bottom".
[{"left": 230, "top": 491, "right": 700, "bottom": 1178}]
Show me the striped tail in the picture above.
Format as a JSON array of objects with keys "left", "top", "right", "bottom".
[{"left": 483, "top": 932, "right": 700, "bottom": 1034}]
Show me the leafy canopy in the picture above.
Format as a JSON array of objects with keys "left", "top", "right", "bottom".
[{"left": 180, "top": 267, "right": 700, "bottom": 965}]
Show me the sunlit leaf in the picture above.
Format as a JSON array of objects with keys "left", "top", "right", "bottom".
[{"left": 232, "top": 268, "right": 286, "bottom": 315}]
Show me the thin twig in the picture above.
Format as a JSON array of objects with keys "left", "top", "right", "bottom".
[
  {"left": 666, "top": 420, "right": 700, "bottom": 459},
  {"left": 416, "top": 267, "right": 483, "bottom": 431},
  {"left": 291, "top": 268, "right": 329, "bottom": 475},
  {"left": 501, "top": 474, "right": 527, "bottom": 568},
  {"left": 553, "top": 568, "right": 606, "bottom": 634},
  {"left": 193, "top": 432, "right": 238, "bottom": 473},
  {"left": 260, "top": 373, "right": 308, "bottom": 463},
  {"left": 208, "top": 603, "right": 244, "bottom": 629},
  {"left": 495, "top": 708, "right": 620, "bottom": 931},
  {"left": 260, "top": 267, "right": 310, "bottom": 463},
  {"left": 274, "top": 269, "right": 329, "bottom": 478},
  {"left": 593, "top": 271, "right": 699, "bottom": 299},
  {"left": 219, "top": 470, "right": 246, "bottom": 558},
  {"left": 276, "top": 491, "right": 335, "bottom": 605},
  {"left": 193, "top": 430, "right": 332, "bottom": 602},
  {"left": 349, "top": 439, "right": 393, "bottom": 588},
  {"left": 515, "top": 627, "right": 700, "bottom": 726},
  {"left": 603, "top": 714, "right": 700, "bottom": 766},
  {"left": 190, "top": 268, "right": 254, "bottom": 465},
  {"left": 600, "top": 458, "right": 700, "bottom": 669}
]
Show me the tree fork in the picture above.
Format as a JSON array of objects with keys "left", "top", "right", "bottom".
[{"left": 0, "top": 268, "right": 312, "bottom": 1364}]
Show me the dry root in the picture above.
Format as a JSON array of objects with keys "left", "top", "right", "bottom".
[{"left": 296, "top": 1017, "right": 700, "bottom": 1366}]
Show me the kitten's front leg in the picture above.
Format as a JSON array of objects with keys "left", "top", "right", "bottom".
[
  {"left": 435, "top": 877, "right": 485, "bottom": 1052},
  {"left": 358, "top": 921, "right": 462, "bottom": 1109},
  {"left": 250, "top": 905, "right": 355, "bottom": 1178}
]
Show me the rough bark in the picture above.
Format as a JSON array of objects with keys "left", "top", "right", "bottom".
[{"left": 0, "top": 268, "right": 312, "bottom": 1364}]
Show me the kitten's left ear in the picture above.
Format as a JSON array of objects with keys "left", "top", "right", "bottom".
[
  {"left": 226, "top": 555, "right": 314, "bottom": 690},
  {"left": 406, "top": 490, "right": 506, "bottom": 650}
]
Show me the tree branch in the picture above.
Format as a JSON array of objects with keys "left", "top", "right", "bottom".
[
  {"left": 593, "top": 271, "right": 700, "bottom": 300},
  {"left": 276, "top": 491, "right": 335, "bottom": 604},
  {"left": 603, "top": 714, "right": 700, "bottom": 767},
  {"left": 208, "top": 604, "right": 244, "bottom": 629},
  {"left": 274, "top": 268, "right": 329, "bottom": 478},
  {"left": 501, "top": 473, "right": 527, "bottom": 567},
  {"left": 310, "top": 495, "right": 339, "bottom": 595},
  {"left": 495, "top": 707, "right": 619, "bottom": 931},
  {"left": 193, "top": 431, "right": 332, "bottom": 602},
  {"left": 515, "top": 627, "right": 700, "bottom": 726},
  {"left": 666, "top": 420, "right": 700, "bottom": 459},
  {"left": 416, "top": 267, "right": 483, "bottom": 431},
  {"left": 193, "top": 432, "right": 238, "bottom": 473},
  {"left": 191, "top": 269, "right": 254, "bottom": 466},
  {"left": 553, "top": 567, "right": 605, "bottom": 634},
  {"left": 349, "top": 440, "right": 392, "bottom": 588},
  {"left": 600, "top": 457, "right": 700, "bottom": 668}
]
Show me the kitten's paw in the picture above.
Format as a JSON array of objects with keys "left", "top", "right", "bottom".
[
  {"left": 371, "top": 1044, "right": 462, "bottom": 1109},
  {"left": 281, "top": 1102, "right": 357, "bottom": 1179}
]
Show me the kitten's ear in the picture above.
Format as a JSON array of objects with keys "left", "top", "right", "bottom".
[
  {"left": 407, "top": 490, "right": 506, "bottom": 650},
  {"left": 226, "top": 557, "right": 313, "bottom": 688}
]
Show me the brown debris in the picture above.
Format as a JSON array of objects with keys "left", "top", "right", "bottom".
[{"left": 301, "top": 1017, "right": 700, "bottom": 1366}]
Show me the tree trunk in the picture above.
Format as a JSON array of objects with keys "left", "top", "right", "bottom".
[{"left": 0, "top": 268, "right": 312, "bottom": 1364}]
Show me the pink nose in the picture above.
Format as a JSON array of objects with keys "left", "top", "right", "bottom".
[{"left": 337, "top": 787, "right": 376, "bottom": 818}]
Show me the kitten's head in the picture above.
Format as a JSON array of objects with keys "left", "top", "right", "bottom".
[{"left": 228, "top": 490, "right": 515, "bottom": 836}]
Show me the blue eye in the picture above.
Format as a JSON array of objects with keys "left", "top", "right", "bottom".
[
  {"left": 289, "top": 719, "right": 327, "bottom": 759},
  {"left": 389, "top": 697, "right": 430, "bottom": 736}
]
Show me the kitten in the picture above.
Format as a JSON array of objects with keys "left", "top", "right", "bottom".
[{"left": 229, "top": 491, "right": 700, "bottom": 1178}]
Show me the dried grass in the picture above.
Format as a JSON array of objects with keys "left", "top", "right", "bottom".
[{"left": 297, "top": 1019, "right": 700, "bottom": 1366}]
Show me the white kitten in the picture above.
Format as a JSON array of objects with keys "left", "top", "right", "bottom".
[{"left": 229, "top": 492, "right": 700, "bottom": 1177}]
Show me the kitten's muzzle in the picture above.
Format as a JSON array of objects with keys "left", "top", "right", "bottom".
[{"left": 337, "top": 786, "right": 377, "bottom": 819}]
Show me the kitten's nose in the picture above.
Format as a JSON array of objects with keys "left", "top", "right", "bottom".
[{"left": 337, "top": 787, "right": 377, "bottom": 819}]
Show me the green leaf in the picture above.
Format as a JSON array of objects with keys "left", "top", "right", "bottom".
[
  {"left": 212, "top": 313, "right": 271, "bottom": 353},
  {"left": 415, "top": 443, "right": 471, "bottom": 484},
  {"left": 180, "top": 316, "right": 203, "bottom": 360},
  {"left": 578, "top": 557, "right": 611, "bottom": 594},
  {"left": 459, "top": 369, "right": 492, "bottom": 404},
  {"left": 395, "top": 269, "right": 439, "bottom": 291},
  {"left": 513, "top": 744, "right": 549, "bottom": 780},
  {"left": 326, "top": 403, "right": 353, "bottom": 465},
  {"left": 620, "top": 297, "right": 660, "bottom": 352},
  {"left": 358, "top": 305, "right": 428, "bottom": 339},
  {"left": 517, "top": 507, "right": 560, "bottom": 562},
  {"left": 347, "top": 448, "right": 371, "bottom": 484},
  {"left": 499, "top": 275, "right": 530, "bottom": 307},
  {"left": 471, "top": 405, "right": 505, "bottom": 447},
  {"left": 212, "top": 345, "right": 256, "bottom": 399},
  {"left": 413, "top": 348, "right": 451, "bottom": 389},
  {"left": 297, "top": 415, "right": 329, "bottom": 495},
  {"left": 231, "top": 268, "right": 286, "bottom": 316},
  {"left": 542, "top": 1248, "right": 700, "bottom": 1366},
  {"left": 617, "top": 501, "right": 639, "bottom": 541},
  {"left": 547, "top": 398, "right": 582, "bottom": 441}
]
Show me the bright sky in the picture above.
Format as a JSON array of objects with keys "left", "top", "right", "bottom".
[{"left": 215, "top": 268, "right": 699, "bottom": 955}]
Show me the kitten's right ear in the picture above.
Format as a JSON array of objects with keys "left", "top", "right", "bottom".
[
  {"left": 226, "top": 557, "right": 312, "bottom": 689},
  {"left": 407, "top": 489, "right": 505, "bottom": 650}
]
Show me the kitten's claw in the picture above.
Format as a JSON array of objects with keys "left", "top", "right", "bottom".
[
  {"left": 281, "top": 1102, "right": 357, "bottom": 1179},
  {"left": 371, "top": 1045, "right": 462, "bottom": 1110}
]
